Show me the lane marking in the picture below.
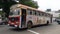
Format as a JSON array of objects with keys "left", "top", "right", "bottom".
[{"left": 27, "top": 29, "right": 40, "bottom": 34}]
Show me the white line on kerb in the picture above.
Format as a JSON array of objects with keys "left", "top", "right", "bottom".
[{"left": 27, "top": 30, "right": 40, "bottom": 34}]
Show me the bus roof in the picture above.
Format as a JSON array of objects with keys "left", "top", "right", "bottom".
[{"left": 10, "top": 4, "right": 52, "bottom": 15}]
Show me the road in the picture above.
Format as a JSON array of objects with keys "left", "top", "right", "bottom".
[{"left": 0, "top": 22, "right": 60, "bottom": 34}]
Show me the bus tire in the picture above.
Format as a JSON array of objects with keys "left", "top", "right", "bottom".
[
  {"left": 27, "top": 21, "right": 32, "bottom": 29},
  {"left": 16, "top": 26, "right": 20, "bottom": 29},
  {"left": 46, "top": 21, "right": 49, "bottom": 25}
]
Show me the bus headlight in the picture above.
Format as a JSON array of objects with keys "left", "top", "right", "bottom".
[{"left": 15, "top": 25, "right": 17, "bottom": 27}]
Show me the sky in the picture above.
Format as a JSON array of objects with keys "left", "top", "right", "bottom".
[
  {"left": 0, "top": 0, "right": 60, "bottom": 11},
  {"left": 34, "top": 0, "right": 60, "bottom": 11}
]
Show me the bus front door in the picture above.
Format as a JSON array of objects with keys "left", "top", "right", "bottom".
[{"left": 21, "top": 9, "right": 26, "bottom": 28}]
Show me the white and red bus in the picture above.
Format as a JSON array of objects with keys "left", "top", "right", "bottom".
[{"left": 8, "top": 4, "right": 53, "bottom": 29}]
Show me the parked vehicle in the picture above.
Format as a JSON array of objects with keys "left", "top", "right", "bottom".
[
  {"left": 55, "top": 18, "right": 60, "bottom": 24},
  {"left": 0, "top": 16, "right": 3, "bottom": 25},
  {"left": 2, "top": 18, "right": 8, "bottom": 25}
]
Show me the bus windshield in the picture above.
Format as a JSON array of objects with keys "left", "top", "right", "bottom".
[{"left": 9, "top": 9, "right": 20, "bottom": 16}]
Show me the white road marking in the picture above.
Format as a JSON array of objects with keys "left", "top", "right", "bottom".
[{"left": 27, "top": 29, "right": 40, "bottom": 34}]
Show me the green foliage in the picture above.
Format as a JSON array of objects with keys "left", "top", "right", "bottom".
[
  {"left": 0, "top": 11, "right": 2, "bottom": 14},
  {"left": 0, "top": 11, "right": 3, "bottom": 15},
  {"left": 0, "top": 0, "right": 39, "bottom": 17},
  {"left": 19, "top": 0, "right": 38, "bottom": 8},
  {"left": 1, "top": 0, "right": 17, "bottom": 17}
]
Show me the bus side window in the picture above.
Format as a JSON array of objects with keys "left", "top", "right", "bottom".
[
  {"left": 33, "top": 10, "right": 36, "bottom": 15},
  {"left": 27, "top": 9, "right": 32, "bottom": 15},
  {"left": 39, "top": 12, "right": 41, "bottom": 16},
  {"left": 41, "top": 13, "right": 43, "bottom": 16},
  {"left": 27, "top": 9, "right": 30, "bottom": 15},
  {"left": 35, "top": 11, "right": 37, "bottom": 15},
  {"left": 37, "top": 11, "right": 39, "bottom": 16},
  {"left": 30, "top": 10, "right": 32, "bottom": 15},
  {"left": 18, "top": 8, "right": 20, "bottom": 15},
  {"left": 42, "top": 13, "right": 44, "bottom": 16},
  {"left": 39, "top": 12, "right": 42, "bottom": 16},
  {"left": 38, "top": 11, "right": 40, "bottom": 16}
]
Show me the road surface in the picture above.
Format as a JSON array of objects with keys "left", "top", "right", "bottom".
[{"left": 0, "top": 22, "right": 60, "bottom": 34}]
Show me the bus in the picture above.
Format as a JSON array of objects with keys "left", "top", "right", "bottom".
[{"left": 8, "top": 4, "right": 53, "bottom": 29}]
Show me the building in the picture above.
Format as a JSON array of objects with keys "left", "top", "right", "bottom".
[
  {"left": 46, "top": 10, "right": 60, "bottom": 21},
  {"left": 46, "top": 10, "right": 60, "bottom": 17}
]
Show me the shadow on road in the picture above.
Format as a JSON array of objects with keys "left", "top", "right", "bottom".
[
  {"left": 9, "top": 28, "right": 27, "bottom": 32},
  {"left": 0, "top": 25, "right": 5, "bottom": 27},
  {"left": 32, "top": 24, "right": 52, "bottom": 28},
  {"left": 8, "top": 24, "right": 53, "bottom": 32}
]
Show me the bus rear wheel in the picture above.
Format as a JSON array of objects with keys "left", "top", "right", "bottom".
[
  {"left": 46, "top": 21, "right": 49, "bottom": 25},
  {"left": 27, "top": 22, "right": 32, "bottom": 29}
]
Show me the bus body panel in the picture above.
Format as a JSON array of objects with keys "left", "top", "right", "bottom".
[
  {"left": 26, "top": 15, "right": 38, "bottom": 25},
  {"left": 8, "top": 4, "right": 53, "bottom": 29},
  {"left": 8, "top": 16, "right": 20, "bottom": 28},
  {"left": 26, "top": 15, "right": 51, "bottom": 25}
]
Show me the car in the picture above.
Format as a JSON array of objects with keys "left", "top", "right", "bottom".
[
  {"left": 55, "top": 18, "right": 60, "bottom": 24},
  {"left": 2, "top": 18, "right": 8, "bottom": 25},
  {"left": 0, "top": 17, "right": 3, "bottom": 25}
]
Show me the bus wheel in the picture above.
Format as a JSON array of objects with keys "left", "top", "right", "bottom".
[
  {"left": 16, "top": 26, "right": 20, "bottom": 29},
  {"left": 27, "top": 21, "right": 32, "bottom": 29},
  {"left": 46, "top": 21, "right": 49, "bottom": 25}
]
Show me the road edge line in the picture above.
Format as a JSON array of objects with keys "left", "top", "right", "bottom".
[{"left": 27, "top": 29, "right": 40, "bottom": 34}]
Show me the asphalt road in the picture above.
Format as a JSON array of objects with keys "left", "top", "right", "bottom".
[{"left": 0, "top": 22, "right": 60, "bottom": 34}]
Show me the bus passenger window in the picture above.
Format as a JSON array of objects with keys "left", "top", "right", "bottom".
[
  {"left": 33, "top": 10, "right": 38, "bottom": 16},
  {"left": 33, "top": 10, "right": 35, "bottom": 15},
  {"left": 39, "top": 13, "right": 41, "bottom": 16},
  {"left": 27, "top": 10, "right": 30, "bottom": 15},
  {"left": 34, "top": 11, "right": 37, "bottom": 15},
  {"left": 41, "top": 13, "right": 43, "bottom": 16},
  {"left": 37, "top": 11, "right": 39, "bottom": 16},
  {"left": 42, "top": 13, "right": 44, "bottom": 16},
  {"left": 30, "top": 10, "right": 32, "bottom": 15},
  {"left": 30, "top": 11, "right": 32, "bottom": 15},
  {"left": 27, "top": 9, "right": 32, "bottom": 15},
  {"left": 17, "top": 10, "right": 20, "bottom": 15}
]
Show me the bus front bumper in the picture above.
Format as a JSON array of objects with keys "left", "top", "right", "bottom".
[{"left": 8, "top": 24, "right": 18, "bottom": 28}]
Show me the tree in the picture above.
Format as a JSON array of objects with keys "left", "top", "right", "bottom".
[
  {"left": 0, "top": 0, "right": 38, "bottom": 17},
  {"left": 19, "top": 0, "right": 38, "bottom": 8},
  {"left": 0, "top": 0, "right": 3, "bottom": 9},
  {"left": 1, "top": 0, "right": 17, "bottom": 17}
]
